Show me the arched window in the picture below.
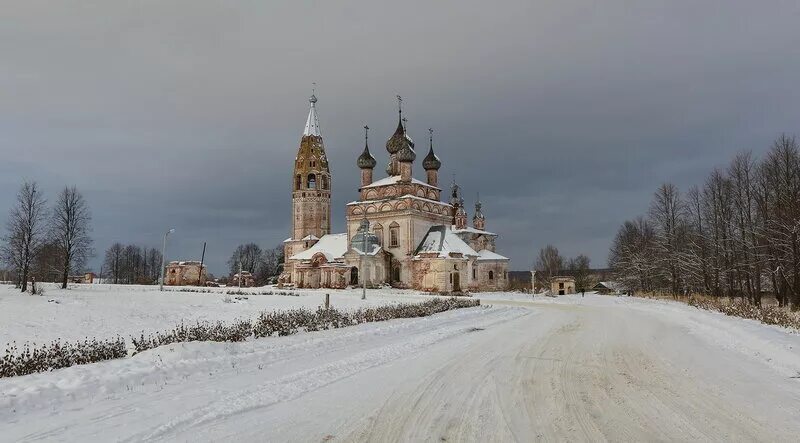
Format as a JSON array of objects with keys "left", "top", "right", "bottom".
[
  {"left": 389, "top": 222, "right": 400, "bottom": 248},
  {"left": 393, "top": 267, "right": 400, "bottom": 281},
  {"left": 373, "top": 223, "right": 384, "bottom": 245},
  {"left": 472, "top": 268, "right": 477, "bottom": 279},
  {"left": 321, "top": 175, "right": 329, "bottom": 190},
  {"left": 489, "top": 270, "right": 494, "bottom": 280},
  {"left": 307, "top": 174, "right": 316, "bottom": 189},
  {"left": 295, "top": 175, "right": 302, "bottom": 190}
]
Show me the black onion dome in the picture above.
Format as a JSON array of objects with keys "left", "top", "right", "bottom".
[
  {"left": 423, "top": 146, "right": 441, "bottom": 170},
  {"left": 357, "top": 144, "right": 377, "bottom": 169},
  {"left": 385, "top": 118, "right": 406, "bottom": 154}
]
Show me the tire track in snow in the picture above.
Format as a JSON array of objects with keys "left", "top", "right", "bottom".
[{"left": 128, "top": 307, "right": 530, "bottom": 441}]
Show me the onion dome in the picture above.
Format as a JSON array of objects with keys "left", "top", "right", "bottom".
[
  {"left": 386, "top": 118, "right": 406, "bottom": 154},
  {"left": 357, "top": 125, "right": 377, "bottom": 169},
  {"left": 397, "top": 143, "right": 416, "bottom": 162},
  {"left": 423, "top": 129, "right": 441, "bottom": 170}
]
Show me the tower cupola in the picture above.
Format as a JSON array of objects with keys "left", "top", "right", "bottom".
[
  {"left": 423, "top": 128, "right": 441, "bottom": 186},
  {"left": 358, "top": 125, "right": 376, "bottom": 187},
  {"left": 473, "top": 195, "right": 486, "bottom": 230}
]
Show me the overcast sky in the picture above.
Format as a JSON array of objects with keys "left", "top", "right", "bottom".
[{"left": 2, "top": 1, "right": 800, "bottom": 275}]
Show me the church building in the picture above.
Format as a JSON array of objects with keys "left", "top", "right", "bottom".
[{"left": 279, "top": 94, "right": 509, "bottom": 293}]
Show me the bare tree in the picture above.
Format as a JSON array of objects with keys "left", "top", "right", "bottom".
[
  {"left": 568, "top": 254, "right": 592, "bottom": 292},
  {"left": 1, "top": 181, "right": 48, "bottom": 292},
  {"left": 50, "top": 186, "right": 93, "bottom": 288},
  {"left": 256, "top": 244, "right": 285, "bottom": 284},
  {"left": 228, "top": 243, "right": 262, "bottom": 276},
  {"left": 535, "top": 245, "right": 564, "bottom": 284},
  {"left": 103, "top": 243, "right": 124, "bottom": 284},
  {"left": 648, "top": 183, "right": 690, "bottom": 295}
]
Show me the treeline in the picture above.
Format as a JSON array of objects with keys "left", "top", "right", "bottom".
[
  {"left": 102, "top": 243, "right": 163, "bottom": 285},
  {"left": 1, "top": 181, "right": 93, "bottom": 292},
  {"left": 610, "top": 135, "right": 800, "bottom": 309}
]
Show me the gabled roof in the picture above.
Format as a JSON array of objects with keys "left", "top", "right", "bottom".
[
  {"left": 476, "top": 249, "right": 509, "bottom": 261},
  {"left": 414, "top": 225, "right": 479, "bottom": 258},
  {"left": 289, "top": 233, "right": 348, "bottom": 262}
]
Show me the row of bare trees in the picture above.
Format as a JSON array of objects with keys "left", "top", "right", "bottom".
[
  {"left": 610, "top": 135, "right": 800, "bottom": 309},
  {"left": 102, "top": 243, "right": 163, "bottom": 285},
  {"left": 1, "top": 181, "right": 93, "bottom": 291}
]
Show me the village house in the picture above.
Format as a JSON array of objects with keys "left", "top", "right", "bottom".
[{"left": 551, "top": 276, "right": 576, "bottom": 295}]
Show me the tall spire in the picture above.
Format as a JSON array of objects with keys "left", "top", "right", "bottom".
[{"left": 303, "top": 87, "right": 321, "bottom": 137}]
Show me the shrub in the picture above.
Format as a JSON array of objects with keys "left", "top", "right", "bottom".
[
  {"left": 687, "top": 296, "right": 800, "bottom": 330},
  {"left": 131, "top": 320, "right": 253, "bottom": 353},
  {"left": 1, "top": 337, "right": 126, "bottom": 378}
]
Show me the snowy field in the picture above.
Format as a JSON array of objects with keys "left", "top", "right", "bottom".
[
  {"left": 2, "top": 287, "right": 800, "bottom": 441},
  {"left": 0, "top": 283, "right": 438, "bottom": 344}
]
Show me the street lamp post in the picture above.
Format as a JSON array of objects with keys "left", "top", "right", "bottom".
[{"left": 159, "top": 228, "right": 175, "bottom": 291}]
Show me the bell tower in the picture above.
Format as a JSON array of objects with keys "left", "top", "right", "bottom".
[{"left": 286, "top": 92, "right": 332, "bottom": 262}]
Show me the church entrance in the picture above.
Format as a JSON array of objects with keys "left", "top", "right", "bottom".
[
  {"left": 350, "top": 267, "right": 359, "bottom": 286},
  {"left": 452, "top": 272, "right": 461, "bottom": 292}
]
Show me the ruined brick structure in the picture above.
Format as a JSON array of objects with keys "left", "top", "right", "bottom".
[{"left": 280, "top": 95, "right": 509, "bottom": 293}]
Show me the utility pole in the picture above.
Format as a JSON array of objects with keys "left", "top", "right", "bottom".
[
  {"left": 159, "top": 228, "right": 175, "bottom": 291},
  {"left": 198, "top": 241, "right": 206, "bottom": 286},
  {"left": 239, "top": 260, "right": 243, "bottom": 289}
]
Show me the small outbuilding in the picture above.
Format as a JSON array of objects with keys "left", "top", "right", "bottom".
[
  {"left": 593, "top": 281, "right": 624, "bottom": 295},
  {"left": 231, "top": 271, "right": 256, "bottom": 288},
  {"left": 551, "top": 276, "right": 576, "bottom": 295},
  {"left": 165, "top": 261, "right": 207, "bottom": 286}
]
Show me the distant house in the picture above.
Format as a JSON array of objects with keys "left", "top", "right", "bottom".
[
  {"left": 551, "top": 276, "right": 576, "bottom": 295},
  {"left": 165, "top": 261, "right": 207, "bottom": 286},
  {"left": 230, "top": 271, "right": 256, "bottom": 288},
  {"left": 593, "top": 281, "right": 625, "bottom": 295},
  {"left": 68, "top": 272, "right": 95, "bottom": 284}
]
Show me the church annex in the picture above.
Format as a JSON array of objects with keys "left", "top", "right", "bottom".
[{"left": 279, "top": 94, "right": 509, "bottom": 293}]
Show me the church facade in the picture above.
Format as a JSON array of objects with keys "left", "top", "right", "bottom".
[{"left": 279, "top": 94, "right": 509, "bottom": 293}]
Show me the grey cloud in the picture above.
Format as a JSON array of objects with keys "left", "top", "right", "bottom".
[{"left": 2, "top": 0, "right": 799, "bottom": 274}]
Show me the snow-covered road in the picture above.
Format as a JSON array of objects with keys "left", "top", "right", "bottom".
[{"left": 2, "top": 294, "right": 800, "bottom": 441}]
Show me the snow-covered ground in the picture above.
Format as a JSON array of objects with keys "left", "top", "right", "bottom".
[
  {"left": 0, "top": 283, "right": 436, "bottom": 344},
  {"left": 2, "top": 288, "right": 800, "bottom": 441}
]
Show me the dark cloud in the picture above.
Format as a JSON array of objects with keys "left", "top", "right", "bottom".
[{"left": 2, "top": 0, "right": 799, "bottom": 274}]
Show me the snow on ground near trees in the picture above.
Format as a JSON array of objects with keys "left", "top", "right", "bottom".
[
  {"left": 0, "top": 283, "right": 437, "bottom": 344},
  {"left": 2, "top": 288, "right": 800, "bottom": 441}
]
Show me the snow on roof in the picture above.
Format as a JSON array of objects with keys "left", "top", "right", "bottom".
[
  {"left": 289, "top": 233, "right": 348, "bottom": 262},
  {"left": 414, "top": 226, "right": 479, "bottom": 258},
  {"left": 452, "top": 226, "right": 497, "bottom": 236},
  {"left": 362, "top": 175, "right": 440, "bottom": 190},
  {"left": 346, "top": 194, "right": 451, "bottom": 207},
  {"left": 301, "top": 235, "right": 319, "bottom": 241},
  {"left": 476, "top": 249, "right": 509, "bottom": 261},
  {"left": 283, "top": 237, "right": 293, "bottom": 243}
]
